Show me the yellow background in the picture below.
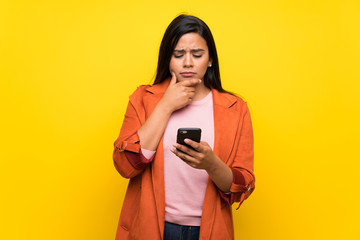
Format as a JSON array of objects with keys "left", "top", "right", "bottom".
[{"left": 1, "top": 0, "right": 359, "bottom": 239}]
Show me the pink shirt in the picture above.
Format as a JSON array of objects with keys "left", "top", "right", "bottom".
[{"left": 142, "top": 91, "right": 214, "bottom": 226}]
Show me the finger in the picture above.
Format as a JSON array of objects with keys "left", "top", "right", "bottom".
[
  {"left": 186, "top": 90, "right": 196, "bottom": 99},
  {"left": 170, "top": 146, "right": 199, "bottom": 165},
  {"left": 199, "top": 141, "right": 210, "bottom": 147},
  {"left": 182, "top": 86, "right": 196, "bottom": 98},
  {"left": 183, "top": 159, "right": 197, "bottom": 168},
  {"left": 173, "top": 143, "right": 199, "bottom": 156},
  {"left": 184, "top": 85, "right": 196, "bottom": 92},
  {"left": 170, "top": 72, "right": 177, "bottom": 84},
  {"left": 181, "top": 78, "right": 201, "bottom": 87},
  {"left": 184, "top": 139, "right": 201, "bottom": 151}
]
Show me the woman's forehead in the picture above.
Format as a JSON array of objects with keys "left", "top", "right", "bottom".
[{"left": 174, "top": 33, "right": 208, "bottom": 49}]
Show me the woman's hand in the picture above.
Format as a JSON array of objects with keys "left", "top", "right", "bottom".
[
  {"left": 170, "top": 139, "right": 216, "bottom": 171},
  {"left": 159, "top": 72, "right": 201, "bottom": 113},
  {"left": 170, "top": 138, "right": 233, "bottom": 192}
]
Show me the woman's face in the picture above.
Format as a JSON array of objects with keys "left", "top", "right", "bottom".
[{"left": 169, "top": 33, "right": 212, "bottom": 82}]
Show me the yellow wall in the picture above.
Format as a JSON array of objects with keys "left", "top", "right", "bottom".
[{"left": 1, "top": 0, "right": 359, "bottom": 239}]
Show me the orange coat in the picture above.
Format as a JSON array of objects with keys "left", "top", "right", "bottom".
[{"left": 113, "top": 80, "right": 255, "bottom": 240}]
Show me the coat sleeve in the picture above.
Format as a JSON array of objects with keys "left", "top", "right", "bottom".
[
  {"left": 219, "top": 102, "right": 255, "bottom": 209},
  {"left": 113, "top": 92, "right": 155, "bottom": 179}
]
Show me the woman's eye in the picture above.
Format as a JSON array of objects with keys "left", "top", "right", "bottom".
[
  {"left": 193, "top": 55, "right": 202, "bottom": 58},
  {"left": 174, "top": 55, "right": 183, "bottom": 58}
]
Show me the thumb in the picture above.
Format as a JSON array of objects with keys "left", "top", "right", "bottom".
[{"left": 170, "top": 72, "right": 177, "bottom": 85}]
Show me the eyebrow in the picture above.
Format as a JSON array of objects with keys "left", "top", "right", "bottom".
[{"left": 173, "top": 49, "right": 205, "bottom": 53}]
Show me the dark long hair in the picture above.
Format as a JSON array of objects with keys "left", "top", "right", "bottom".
[{"left": 153, "top": 14, "right": 227, "bottom": 93}]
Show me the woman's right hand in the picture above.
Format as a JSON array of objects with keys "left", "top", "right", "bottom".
[
  {"left": 137, "top": 73, "right": 201, "bottom": 151},
  {"left": 159, "top": 72, "right": 201, "bottom": 112}
]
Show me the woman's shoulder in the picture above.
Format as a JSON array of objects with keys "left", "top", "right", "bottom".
[
  {"left": 130, "top": 80, "right": 169, "bottom": 99},
  {"left": 131, "top": 84, "right": 151, "bottom": 94},
  {"left": 128, "top": 84, "right": 152, "bottom": 100},
  {"left": 213, "top": 89, "right": 248, "bottom": 109}
]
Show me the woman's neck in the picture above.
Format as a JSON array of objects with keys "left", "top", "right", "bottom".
[{"left": 193, "top": 82, "right": 211, "bottom": 101}]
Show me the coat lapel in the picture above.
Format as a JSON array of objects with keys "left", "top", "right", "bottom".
[
  {"left": 212, "top": 89, "right": 240, "bottom": 164},
  {"left": 142, "top": 80, "right": 170, "bottom": 120},
  {"left": 200, "top": 89, "right": 240, "bottom": 239}
]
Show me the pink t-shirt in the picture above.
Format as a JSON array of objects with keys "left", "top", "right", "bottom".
[{"left": 163, "top": 91, "right": 214, "bottom": 226}]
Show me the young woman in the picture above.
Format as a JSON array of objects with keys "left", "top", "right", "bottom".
[{"left": 113, "top": 14, "right": 255, "bottom": 240}]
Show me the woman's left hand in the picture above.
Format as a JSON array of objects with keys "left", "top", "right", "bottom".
[
  {"left": 170, "top": 139, "right": 216, "bottom": 171},
  {"left": 171, "top": 138, "right": 233, "bottom": 192}
]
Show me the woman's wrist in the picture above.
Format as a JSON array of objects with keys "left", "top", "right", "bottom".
[
  {"left": 206, "top": 155, "right": 233, "bottom": 192},
  {"left": 157, "top": 98, "right": 175, "bottom": 115},
  {"left": 205, "top": 154, "right": 222, "bottom": 175}
]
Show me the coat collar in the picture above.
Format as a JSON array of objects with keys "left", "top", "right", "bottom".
[{"left": 145, "top": 79, "right": 170, "bottom": 94}]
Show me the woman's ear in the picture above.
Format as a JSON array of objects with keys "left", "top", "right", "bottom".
[{"left": 208, "top": 59, "right": 212, "bottom": 67}]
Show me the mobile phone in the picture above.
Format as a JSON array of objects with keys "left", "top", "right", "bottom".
[{"left": 176, "top": 128, "right": 201, "bottom": 151}]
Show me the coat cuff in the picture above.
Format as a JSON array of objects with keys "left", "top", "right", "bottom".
[
  {"left": 115, "top": 131, "right": 155, "bottom": 170},
  {"left": 115, "top": 131, "right": 141, "bottom": 153},
  {"left": 124, "top": 148, "right": 155, "bottom": 170},
  {"left": 218, "top": 168, "right": 254, "bottom": 209}
]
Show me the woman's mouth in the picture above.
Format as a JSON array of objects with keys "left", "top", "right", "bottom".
[{"left": 180, "top": 72, "right": 196, "bottom": 77}]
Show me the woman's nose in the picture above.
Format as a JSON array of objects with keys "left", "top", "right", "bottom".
[{"left": 183, "top": 53, "right": 193, "bottom": 67}]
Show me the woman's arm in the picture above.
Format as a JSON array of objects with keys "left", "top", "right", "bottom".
[
  {"left": 113, "top": 74, "right": 201, "bottom": 178},
  {"left": 137, "top": 73, "right": 201, "bottom": 151},
  {"left": 113, "top": 100, "right": 147, "bottom": 178}
]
